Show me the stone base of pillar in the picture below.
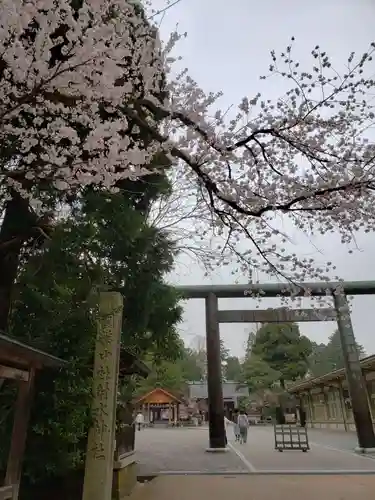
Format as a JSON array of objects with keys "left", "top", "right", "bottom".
[
  {"left": 112, "top": 452, "right": 138, "bottom": 499},
  {"left": 205, "top": 447, "right": 230, "bottom": 453},
  {"left": 354, "top": 446, "right": 375, "bottom": 455}
]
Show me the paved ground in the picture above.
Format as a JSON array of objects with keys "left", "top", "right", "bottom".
[
  {"left": 134, "top": 427, "right": 248, "bottom": 474},
  {"left": 228, "top": 426, "right": 375, "bottom": 472},
  {"left": 129, "top": 475, "right": 375, "bottom": 500},
  {"left": 307, "top": 427, "right": 360, "bottom": 451},
  {"left": 134, "top": 426, "right": 375, "bottom": 475}
]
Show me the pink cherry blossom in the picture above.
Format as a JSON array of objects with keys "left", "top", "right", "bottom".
[
  {"left": 0, "top": 0, "right": 166, "bottom": 190},
  {"left": 1, "top": 1, "right": 375, "bottom": 283}
]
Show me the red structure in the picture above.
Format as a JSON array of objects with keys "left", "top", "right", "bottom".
[{"left": 0, "top": 333, "right": 66, "bottom": 500}]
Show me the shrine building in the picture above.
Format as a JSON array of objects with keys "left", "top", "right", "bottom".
[
  {"left": 134, "top": 388, "right": 188, "bottom": 424},
  {"left": 288, "top": 354, "right": 375, "bottom": 432}
]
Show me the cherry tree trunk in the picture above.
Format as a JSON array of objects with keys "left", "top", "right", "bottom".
[{"left": 0, "top": 195, "right": 26, "bottom": 331}]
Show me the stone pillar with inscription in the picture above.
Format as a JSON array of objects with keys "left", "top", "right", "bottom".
[{"left": 82, "top": 291, "right": 123, "bottom": 500}]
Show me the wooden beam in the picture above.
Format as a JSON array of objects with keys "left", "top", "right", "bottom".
[
  {"left": 0, "top": 352, "right": 30, "bottom": 370},
  {"left": 175, "top": 280, "right": 375, "bottom": 299},
  {"left": 0, "top": 365, "right": 29, "bottom": 382},
  {"left": 217, "top": 308, "right": 336, "bottom": 323},
  {"left": 4, "top": 368, "right": 36, "bottom": 500},
  {"left": 0, "top": 333, "right": 66, "bottom": 369}
]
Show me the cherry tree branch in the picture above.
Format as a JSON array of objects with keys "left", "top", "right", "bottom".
[{"left": 126, "top": 104, "right": 375, "bottom": 218}]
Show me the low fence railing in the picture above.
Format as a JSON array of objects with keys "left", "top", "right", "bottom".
[{"left": 114, "top": 424, "right": 135, "bottom": 461}]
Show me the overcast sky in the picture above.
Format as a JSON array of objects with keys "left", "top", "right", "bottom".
[{"left": 150, "top": 0, "right": 375, "bottom": 358}]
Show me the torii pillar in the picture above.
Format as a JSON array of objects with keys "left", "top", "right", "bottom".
[{"left": 205, "top": 292, "right": 227, "bottom": 450}]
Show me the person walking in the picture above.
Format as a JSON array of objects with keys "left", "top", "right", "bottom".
[
  {"left": 224, "top": 415, "right": 232, "bottom": 445},
  {"left": 237, "top": 410, "right": 249, "bottom": 444},
  {"left": 135, "top": 411, "right": 145, "bottom": 431},
  {"left": 233, "top": 409, "right": 240, "bottom": 442}
]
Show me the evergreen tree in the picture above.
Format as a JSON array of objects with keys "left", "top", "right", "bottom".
[
  {"left": 252, "top": 323, "right": 312, "bottom": 388},
  {"left": 224, "top": 356, "right": 242, "bottom": 382},
  {"left": 0, "top": 178, "right": 182, "bottom": 488},
  {"left": 241, "top": 355, "right": 281, "bottom": 394},
  {"left": 308, "top": 330, "right": 366, "bottom": 377}
]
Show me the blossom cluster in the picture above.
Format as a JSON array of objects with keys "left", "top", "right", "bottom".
[
  {"left": 158, "top": 39, "right": 375, "bottom": 281},
  {"left": 0, "top": 0, "right": 166, "bottom": 191}
]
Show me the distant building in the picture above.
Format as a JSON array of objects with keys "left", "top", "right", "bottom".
[
  {"left": 187, "top": 381, "right": 248, "bottom": 417},
  {"left": 134, "top": 387, "right": 187, "bottom": 423},
  {"left": 288, "top": 354, "right": 375, "bottom": 432}
]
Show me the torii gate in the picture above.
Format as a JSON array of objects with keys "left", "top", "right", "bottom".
[{"left": 176, "top": 281, "right": 375, "bottom": 454}]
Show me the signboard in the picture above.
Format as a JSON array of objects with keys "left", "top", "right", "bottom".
[
  {"left": 160, "top": 409, "right": 170, "bottom": 420},
  {"left": 179, "top": 405, "right": 188, "bottom": 418}
]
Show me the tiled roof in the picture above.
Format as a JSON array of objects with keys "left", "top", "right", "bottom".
[
  {"left": 187, "top": 381, "right": 248, "bottom": 399},
  {"left": 288, "top": 353, "right": 375, "bottom": 393}
]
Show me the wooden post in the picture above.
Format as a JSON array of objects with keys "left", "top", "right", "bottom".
[
  {"left": 322, "top": 387, "right": 330, "bottom": 422},
  {"left": 82, "top": 291, "right": 123, "bottom": 500},
  {"left": 4, "top": 368, "right": 36, "bottom": 500},
  {"left": 338, "top": 380, "right": 348, "bottom": 431},
  {"left": 307, "top": 390, "right": 314, "bottom": 428}
]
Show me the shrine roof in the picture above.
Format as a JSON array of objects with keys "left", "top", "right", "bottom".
[
  {"left": 187, "top": 381, "right": 248, "bottom": 400},
  {"left": 135, "top": 387, "right": 184, "bottom": 404},
  {"left": 0, "top": 332, "right": 66, "bottom": 370},
  {"left": 288, "top": 353, "right": 375, "bottom": 393}
]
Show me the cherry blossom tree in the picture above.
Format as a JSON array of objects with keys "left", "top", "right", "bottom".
[
  {"left": 154, "top": 41, "right": 375, "bottom": 283},
  {"left": 0, "top": 0, "right": 169, "bottom": 328},
  {"left": 0, "top": 0, "right": 168, "bottom": 194},
  {"left": 147, "top": 166, "right": 230, "bottom": 271},
  {"left": 149, "top": 36, "right": 375, "bottom": 281},
  {"left": 0, "top": 0, "right": 375, "bottom": 326}
]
